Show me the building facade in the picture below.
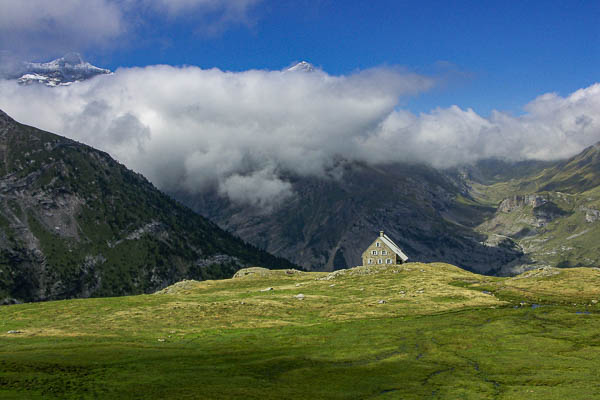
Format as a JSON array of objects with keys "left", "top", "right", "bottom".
[{"left": 361, "top": 231, "right": 408, "bottom": 266}]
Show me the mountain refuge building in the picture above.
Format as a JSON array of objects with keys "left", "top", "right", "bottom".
[{"left": 362, "top": 231, "right": 408, "bottom": 266}]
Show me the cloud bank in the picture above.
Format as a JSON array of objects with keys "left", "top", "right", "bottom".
[
  {"left": 364, "top": 84, "right": 600, "bottom": 168},
  {"left": 0, "top": 66, "right": 599, "bottom": 209}
]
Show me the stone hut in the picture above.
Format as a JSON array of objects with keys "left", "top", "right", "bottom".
[{"left": 361, "top": 231, "right": 408, "bottom": 266}]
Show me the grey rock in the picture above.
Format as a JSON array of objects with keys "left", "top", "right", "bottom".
[
  {"left": 584, "top": 208, "right": 600, "bottom": 223},
  {"left": 498, "top": 195, "right": 548, "bottom": 213}
]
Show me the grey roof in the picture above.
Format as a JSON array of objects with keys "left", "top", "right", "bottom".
[{"left": 380, "top": 234, "right": 408, "bottom": 262}]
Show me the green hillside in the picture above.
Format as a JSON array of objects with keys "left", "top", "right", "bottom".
[
  {"left": 1, "top": 263, "right": 599, "bottom": 399},
  {"left": 467, "top": 143, "right": 600, "bottom": 274},
  {"left": 533, "top": 143, "right": 600, "bottom": 193},
  {"left": 0, "top": 109, "right": 295, "bottom": 303}
]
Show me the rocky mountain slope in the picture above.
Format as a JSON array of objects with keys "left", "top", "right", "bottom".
[
  {"left": 440, "top": 142, "right": 600, "bottom": 274},
  {"left": 173, "top": 162, "right": 525, "bottom": 274},
  {"left": 0, "top": 109, "right": 294, "bottom": 304},
  {"left": 468, "top": 142, "right": 600, "bottom": 274},
  {"left": 173, "top": 143, "right": 600, "bottom": 276}
]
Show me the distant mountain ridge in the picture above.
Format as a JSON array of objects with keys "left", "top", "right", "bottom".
[
  {"left": 5, "top": 52, "right": 111, "bottom": 87},
  {"left": 529, "top": 142, "right": 600, "bottom": 193},
  {"left": 0, "top": 109, "right": 295, "bottom": 304},
  {"left": 172, "top": 142, "right": 600, "bottom": 276}
]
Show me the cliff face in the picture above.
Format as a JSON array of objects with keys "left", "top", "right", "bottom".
[{"left": 0, "top": 110, "right": 294, "bottom": 304}]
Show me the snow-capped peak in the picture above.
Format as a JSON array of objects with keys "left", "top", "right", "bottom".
[
  {"left": 286, "top": 61, "right": 316, "bottom": 73},
  {"left": 16, "top": 52, "right": 111, "bottom": 87}
]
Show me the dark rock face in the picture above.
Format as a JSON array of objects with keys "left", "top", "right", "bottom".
[
  {"left": 173, "top": 162, "right": 525, "bottom": 274},
  {"left": 0, "top": 110, "right": 294, "bottom": 303}
]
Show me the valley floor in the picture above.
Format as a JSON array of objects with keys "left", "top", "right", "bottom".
[{"left": 1, "top": 263, "right": 599, "bottom": 399}]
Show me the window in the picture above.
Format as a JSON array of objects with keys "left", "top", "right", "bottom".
[
  {"left": 376, "top": 242, "right": 381, "bottom": 247},
  {"left": 368, "top": 258, "right": 373, "bottom": 264},
  {"left": 386, "top": 258, "right": 392, "bottom": 264},
  {"left": 381, "top": 250, "right": 387, "bottom": 255},
  {"left": 372, "top": 250, "right": 377, "bottom": 255},
  {"left": 378, "top": 258, "right": 382, "bottom": 264}
]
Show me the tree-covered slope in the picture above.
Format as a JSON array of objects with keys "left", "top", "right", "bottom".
[{"left": 0, "top": 109, "right": 295, "bottom": 303}]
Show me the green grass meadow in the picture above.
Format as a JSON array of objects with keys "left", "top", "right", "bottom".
[{"left": 1, "top": 263, "right": 599, "bottom": 399}]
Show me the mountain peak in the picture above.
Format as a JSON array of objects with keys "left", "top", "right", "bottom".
[
  {"left": 286, "top": 61, "right": 316, "bottom": 73},
  {"left": 16, "top": 53, "right": 111, "bottom": 87}
]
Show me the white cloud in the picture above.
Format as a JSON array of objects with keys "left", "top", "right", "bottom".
[
  {"left": 0, "top": 65, "right": 431, "bottom": 208},
  {"left": 0, "top": 0, "right": 124, "bottom": 60},
  {"left": 219, "top": 168, "right": 293, "bottom": 211},
  {"left": 138, "top": 0, "right": 261, "bottom": 18},
  {"left": 356, "top": 84, "right": 600, "bottom": 168},
  {"left": 0, "top": 0, "right": 262, "bottom": 61},
  {"left": 0, "top": 65, "right": 599, "bottom": 209}
]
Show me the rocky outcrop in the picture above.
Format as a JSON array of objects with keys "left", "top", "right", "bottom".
[
  {"left": 583, "top": 207, "right": 600, "bottom": 223},
  {"left": 498, "top": 195, "right": 548, "bottom": 213}
]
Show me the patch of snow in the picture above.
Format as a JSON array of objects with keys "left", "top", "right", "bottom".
[
  {"left": 14, "top": 52, "right": 111, "bottom": 87},
  {"left": 286, "top": 61, "right": 316, "bottom": 73}
]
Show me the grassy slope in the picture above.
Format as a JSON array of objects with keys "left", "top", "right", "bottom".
[{"left": 1, "top": 263, "right": 599, "bottom": 399}]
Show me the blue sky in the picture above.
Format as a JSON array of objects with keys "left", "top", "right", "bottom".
[
  {"left": 93, "top": 0, "right": 600, "bottom": 116},
  {"left": 2, "top": 0, "right": 597, "bottom": 116},
  {"left": 1, "top": 0, "right": 599, "bottom": 207}
]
